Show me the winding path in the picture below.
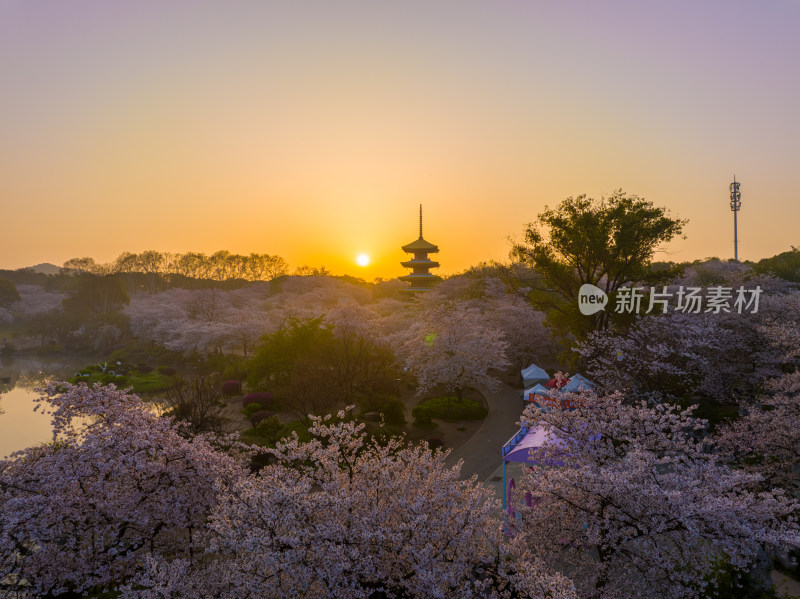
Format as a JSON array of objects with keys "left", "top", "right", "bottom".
[{"left": 444, "top": 383, "right": 525, "bottom": 483}]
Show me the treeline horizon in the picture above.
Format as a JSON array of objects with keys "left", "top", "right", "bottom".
[
  {"left": 1, "top": 244, "right": 799, "bottom": 291},
  {"left": 61, "top": 250, "right": 291, "bottom": 282},
  {"left": 63, "top": 245, "right": 800, "bottom": 285}
]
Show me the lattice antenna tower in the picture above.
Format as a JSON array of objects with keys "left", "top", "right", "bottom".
[{"left": 730, "top": 176, "right": 741, "bottom": 261}]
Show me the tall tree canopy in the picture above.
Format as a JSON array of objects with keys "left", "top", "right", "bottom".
[
  {"left": 511, "top": 190, "right": 686, "bottom": 339},
  {"left": 0, "top": 277, "right": 20, "bottom": 309}
]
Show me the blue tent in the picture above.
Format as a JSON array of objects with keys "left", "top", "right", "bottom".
[
  {"left": 521, "top": 383, "right": 550, "bottom": 403},
  {"left": 561, "top": 373, "right": 595, "bottom": 392},
  {"left": 521, "top": 363, "right": 549, "bottom": 386}
]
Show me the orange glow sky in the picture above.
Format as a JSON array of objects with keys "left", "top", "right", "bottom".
[{"left": 1, "top": 1, "right": 799, "bottom": 280}]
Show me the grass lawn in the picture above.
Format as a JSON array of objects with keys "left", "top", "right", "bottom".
[{"left": 67, "top": 369, "right": 177, "bottom": 395}]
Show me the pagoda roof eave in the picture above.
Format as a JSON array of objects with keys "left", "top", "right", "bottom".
[
  {"left": 401, "top": 261, "right": 440, "bottom": 269},
  {"left": 401, "top": 237, "right": 439, "bottom": 253},
  {"left": 399, "top": 273, "right": 439, "bottom": 282}
]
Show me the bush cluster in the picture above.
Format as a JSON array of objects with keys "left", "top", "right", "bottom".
[
  {"left": 359, "top": 394, "right": 406, "bottom": 427},
  {"left": 242, "top": 392, "right": 275, "bottom": 411},
  {"left": 250, "top": 410, "right": 275, "bottom": 427},
  {"left": 412, "top": 396, "right": 487, "bottom": 424},
  {"left": 221, "top": 380, "right": 241, "bottom": 395}
]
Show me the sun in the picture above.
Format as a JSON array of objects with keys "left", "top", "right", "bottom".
[{"left": 356, "top": 253, "right": 370, "bottom": 267}]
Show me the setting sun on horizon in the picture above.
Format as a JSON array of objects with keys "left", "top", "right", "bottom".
[{"left": 356, "top": 253, "right": 370, "bottom": 267}]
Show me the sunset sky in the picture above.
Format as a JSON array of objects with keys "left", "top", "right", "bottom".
[{"left": 2, "top": 1, "right": 798, "bottom": 279}]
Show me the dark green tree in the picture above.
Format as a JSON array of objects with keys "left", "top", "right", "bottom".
[
  {"left": 247, "top": 317, "right": 331, "bottom": 389},
  {"left": 511, "top": 190, "right": 687, "bottom": 341},
  {"left": 62, "top": 274, "right": 129, "bottom": 321},
  {"left": 60, "top": 275, "right": 130, "bottom": 350},
  {"left": 248, "top": 317, "right": 398, "bottom": 425},
  {"left": 754, "top": 247, "right": 800, "bottom": 283},
  {"left": 0, "top": 277, "right": 20, "bottom": 308}
]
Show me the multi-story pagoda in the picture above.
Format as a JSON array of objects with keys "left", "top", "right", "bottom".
[{"left": 400, "top": 205, "right": 439, "bottom": 292}]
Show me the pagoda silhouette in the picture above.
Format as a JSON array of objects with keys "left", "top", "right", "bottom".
[{"left": 400, "top": 205, "right": 439, "bottom": 291}]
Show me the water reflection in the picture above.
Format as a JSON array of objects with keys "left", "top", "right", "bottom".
[{"left": 0, "top": 355, "right": 100, "bottom": 458}]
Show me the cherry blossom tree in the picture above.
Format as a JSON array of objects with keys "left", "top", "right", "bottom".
[
  {"left": 575, "top": 313, "right": 721, "bottom": 402},
  {"left": 263, "top": 275, "right": 372, "bottom": 320},
  {"left": 128, "top": 412, "right": 576, "bottom": 599},
  {"left": 716, "top": 371, "right": 800, "bottom": 492},
  {"left": 125, "top": 287, "right": 275, "bottom": 356},
  {"left": 673, "top": 258, "right": 754, "bottom": 288},
  {"left": 410, "top": 276, "right": 556, "bottom": 370},
  {"left": 514, "top": 389, "right": 800, "bottom": 599},
  {"left": 9, "top": 284, "right": 65, "bottom": 318},
  {"left": 398, "top": 302, "right": 509, "bottom": 400},
  {"left": 481, "top": 284, "right": 558, "bottom": 370},
  {"left": 0, "top": 383, "right": 245, "bottom": 597},
  {"left": 576, "top": 304, "right": 791, "bottom": 404}
]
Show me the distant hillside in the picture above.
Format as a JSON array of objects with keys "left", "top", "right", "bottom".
[{"left": 22, "top": 263, "right": 61, "bottom": 275}]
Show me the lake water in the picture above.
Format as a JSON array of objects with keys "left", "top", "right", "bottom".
[{"left": 0, "top": 356, "right": 97, "bottom": 458}]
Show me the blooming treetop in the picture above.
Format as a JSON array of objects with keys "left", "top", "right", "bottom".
[
  {"left": 716, "top": 371, "right": 800, "bottom": 492},
  {"left": 129, "top": 411, "right": 576, "bottom": 598},
  {"left": 1, "top": 384, "right": 575, "bottom": 598},
  {"left": 0, "top": 383, "right": 246, "bottom": 597},
  {"left": 516, "top": 389, "right": 800, "bottom": 599},
  {"left": 398, "top": 302, "right": 509, "bottom": 399}
]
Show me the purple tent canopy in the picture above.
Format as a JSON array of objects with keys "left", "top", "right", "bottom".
[
  {"left": 500, "top": 424, "right": 599, "bottom": 508},
  {"left": 501, "top": 425, "right": 561, "bottom": 508},
  {"left": 502, "top": 425, "right": 555, "bottom": 463}
]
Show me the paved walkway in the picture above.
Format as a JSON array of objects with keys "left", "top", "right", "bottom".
[
  {"left": 772, "top": 570, "right": 800, "bottom": 597},
  {"left": 445, "top": 383, "right": 526, "bottom": 483}
]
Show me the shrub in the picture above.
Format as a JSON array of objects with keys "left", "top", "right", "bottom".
[
  {"left": 411, "top": 405, "right": 432, "bottom": 424},
  {"left": 250, "top": 410, "right": 276, "bottom": 427},
  {"left": 221, "top": 380, "right": 241, "bottom": 395},
  {"left": 280, "top": 420, "right": 312, "bottom": 443},
  {"left": 158, "top": 366, "right": 177, "bottom": 376},
  {"left": 243, "top": 392, "right": 274, "bottom": 410},
  {"left": 411, "top": 407, "right": 437, "bottom": 429},
  {"left": 414, "top": 396, "right": 487, "bottom": 422},
  {"left": 136, "top": 363, "right": 154, "bottom": 373},
  {"left": 244, "top": 403, "right": 262, "bottom": 417},
  {"left": 360, "top": 395, "right": 406, "bottom": 427}
]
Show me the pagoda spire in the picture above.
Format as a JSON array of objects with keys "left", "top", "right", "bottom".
[{"left": 400, "top": 206, "right": 439, "bottom": 292}]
